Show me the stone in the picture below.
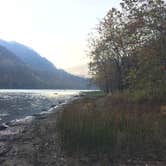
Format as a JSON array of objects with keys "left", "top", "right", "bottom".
[
  {"left": 0, "top": 124, "right": 8, "bottom": 131},
  {"left": 50, "top": 104, "right": 57, "bottom": 108},
  {"left": 0, "top": 142, "right": 11, "bottom": 155}
]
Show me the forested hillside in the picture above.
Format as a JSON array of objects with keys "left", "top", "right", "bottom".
[
  {"left": 0, "top": 45, "right": 45, "bottom": 88},
  {"left": 0, "top": 40, "right": 90, "bottom": 89}
]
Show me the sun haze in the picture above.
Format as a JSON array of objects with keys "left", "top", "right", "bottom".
[{"left": 0, "top": 0, "right": 119, "bottom": 69}]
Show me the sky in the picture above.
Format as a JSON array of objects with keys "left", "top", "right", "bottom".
[{"left": 0, "top": 0, "right": 120, "bottom": 69}]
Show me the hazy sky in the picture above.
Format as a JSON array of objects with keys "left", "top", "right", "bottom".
[{"left": 0, "top": 0, "right": 120, "bottom": 69}]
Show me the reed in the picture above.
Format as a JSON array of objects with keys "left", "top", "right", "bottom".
[{"left": 57, "top": 94, "right": 166, "bottom": 160}]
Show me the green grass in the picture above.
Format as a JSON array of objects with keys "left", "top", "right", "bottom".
[
  {"left": 57, "top": 94, "right": 166, "bottom": 161},
  {"left": 81, "top": 90, "right": 106, "bottom": 97}
]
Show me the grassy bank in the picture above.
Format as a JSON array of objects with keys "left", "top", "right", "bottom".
[
  {"left": 1, "top": 92, "right": 166, "bottom": 165},
  {"left": 57, "top": 92, "right": 166, "bottom": 162}
]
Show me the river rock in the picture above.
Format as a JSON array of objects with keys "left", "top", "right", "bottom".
[
  {"left": 8, "top": 116, "right": 35, "bottom": 126},
  {"left": 0, "top": 126, "right": 25, "bottom": 141},
  {"left": 33, "top": 113, "right": 46, "bottom": 120},
  {"left": 58, "top": 100, "right": 63, "bottom": 104},
  {"left": 50, "top": 104, "right": 57, "bottom": 108},
  {"left": 0, "top": 124, "right": 8, "bottom": 131},
  {"left": 0, "top": 142, "right": 11, "bottom": 155}
]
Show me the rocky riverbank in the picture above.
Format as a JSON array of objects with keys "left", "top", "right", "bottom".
[
  {"left": 0, "top": 95, "right": 79, "bottom": 166},
  {"left": 0, "top": 105, "right": 68, "bottom": 166},
  {"left": 0, "top": 93, "right": 166, "bottom": 166}
]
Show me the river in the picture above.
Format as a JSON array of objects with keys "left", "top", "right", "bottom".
[{"left": 0, "top": 89, "right": 84, "bottom": 124}]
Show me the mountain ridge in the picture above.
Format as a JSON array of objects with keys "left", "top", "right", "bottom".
[{"left": 0, "top": 39, "right": 90, "bottom": 89}]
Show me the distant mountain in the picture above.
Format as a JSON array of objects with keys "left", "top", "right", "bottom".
[
  {"left": 67, "top": 64, "right": 90, "bottom": 78},
  {"left": 0, "top": 40, "right": 55, "bottom": 71},
  {"left": 0, "top": 39, "right": 90, "bottom": 89},
  {"left": 0, "top": 45, "right": 46, "bottom": 88}
]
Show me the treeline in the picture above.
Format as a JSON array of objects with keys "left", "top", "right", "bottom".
[{"left": 88, "top": 0, "right": 166, "bottom": 100}]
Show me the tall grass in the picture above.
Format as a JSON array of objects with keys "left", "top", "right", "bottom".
[{"left": 57, "top": 95, "right": 166, "bottom": 160}]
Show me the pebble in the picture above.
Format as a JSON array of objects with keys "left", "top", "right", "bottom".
[{"left": 0, "top": 142, "right": 11, "bottom": 155}]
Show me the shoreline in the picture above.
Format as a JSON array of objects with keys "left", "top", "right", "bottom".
[
  {"left": 0, "top": 95, "right": 80, "bottom": 165},
  {"left": 0, "top": 89, "right": 85, "bottom": 125},
  {"left": 0, "top": 94, "right": 79, "bottom": 127},
  {"left": 0, "top": 93, "right": 165, "bottom": 166},
  {"left": 0, "top": 103, "right": 68, "bottom": 165}
]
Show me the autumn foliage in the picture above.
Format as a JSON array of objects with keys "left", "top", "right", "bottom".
[{"left": 88, "top": 0, "right": 166, "bottom": 100}]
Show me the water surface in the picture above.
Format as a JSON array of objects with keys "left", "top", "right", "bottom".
[{"left": 0, "top": 89, "right": 83, "bottom": 123}]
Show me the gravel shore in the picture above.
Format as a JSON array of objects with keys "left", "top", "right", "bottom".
[{"left": 0, "top": 104, "right": 68, "bottom": 166}]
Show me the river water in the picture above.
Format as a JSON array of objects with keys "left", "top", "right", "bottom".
[{"left": 0, "top": 89, "right": 83, "bottom": 124}]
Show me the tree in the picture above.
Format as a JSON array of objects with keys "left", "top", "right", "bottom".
[{"left": 88, "top": 0, "right": 166, "bottom": 99}]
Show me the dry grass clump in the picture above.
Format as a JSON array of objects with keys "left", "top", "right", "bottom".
[{"left": 57, "top": 94, "right": 166, "bottom": 161}]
